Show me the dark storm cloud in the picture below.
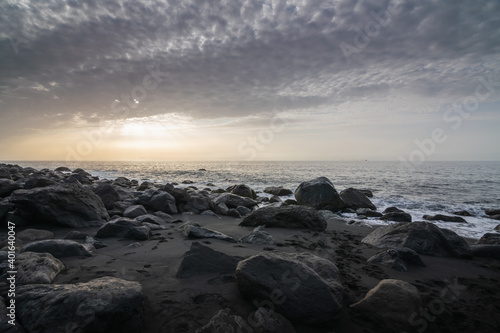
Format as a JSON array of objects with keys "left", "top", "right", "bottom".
[{"left": 0, "top": 0, "right": 499, "bottom": 132}]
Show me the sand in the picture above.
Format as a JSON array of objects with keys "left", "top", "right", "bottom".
[{"left": 30, "top": 214, "right": 500, "bottom": 332}]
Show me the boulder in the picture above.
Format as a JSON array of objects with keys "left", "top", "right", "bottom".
[
  {"left": 10, "top": 184, "right": 109, "bottom": 227},
  {"left": 239, "top": 227, "right": 276, "bottom": 245},
  {"left": 64, "top": 230, "right": 90, "bottom": 240},
  {"left": 16, "top": 277, "right": 143, "bottom": 333},
  {"left": 358, "top": 189, "right": 373, "bottom": 197},
  {"left": 269, "top": 195, "right": 282, "bottom": 203},
  {"left": 176, "top": 242, "right": 240, "bottom": 278},
  {"left": 367, "top": 247, "right": 425, "bottom": 272},
  {"left": 95, "top": 218, "right": 151, "bottom": 240},
  {"left": 362, "top": 222, "right": 471, "bottom": 258},
  {"left": 93, "top": 183, "right": 121, "bottom": 210},
  {"left": 263, "top": 186, "right": 293, "bottom": 196},
  {"left": 23, "top": 176, "right": 58, "bottom": 190},
  {"left": 12, "top": 252, "right": 64, "bottom": 284},
  {"left": 17, "top": 229, "right": 54, "bottom": 243},
  {"left": 240, "top": 205, "right": 327, "bottom": 231},
  {"left": 236, "top": 205, "right": 252, "bottom": 216},
  {"left": 380, "top": 212, "right": 412, "bottom": 223},
  {"left": 135, "top": 214, "right": 165, "bottom": 225},
  {"left": 453, "top": 210, "right": 473, "bottom": 216},
  {"left": 183, "top": 225, "right": 236, "bottom": 243},
  {"left": 485, "top": 209, "right": 500, "bottom": 216},
  {"left": 123, "top": 205, "right": 148, "bottom": 219},
  {"left": 284, "top": 199, "right": 298, "bottom": 205},
  {"left": 470, "top": 244, "right": 500, "bottom": 259},
  {"left": 227, "top": 208, "right": 241, "bottom": 218},
  {"left": 138, "top": 189, "right": 177, "bottom": 214},
  {"left": 227, "top": 184, "right": 257, "bottom": 199},
  {"left": 476, "top": 233, "right": 500, "bottom": 245},
  {"left": 54, "top": 166, "right": 71, "bottom": 172},
  {"left": 487, "top": 214, "right": 500, "bottom": 220},
  {"left": 340, "top": 188, "right": 376, "bottom": 210},
  {"left": 20, "top": 239, "right": 94, "bottom": 258},
  {"left": 423, "top": 214, "right": 467, "bottom": 223},
  {"left": 383, "top": 206, "right": 405, "bottom": 214},
  {"left": 350, "top": 279, "right": 422, "bottom": 331},
  {"left": 356, "top": 208, "right": 383, "bottom": 218},
  {"left": 0, "top": 179, "right": 22, "bottom": 197},
  {"left": 236, "top": 252, "right": 343, "bottom": 325},
  {"left": 214, "top": 202, "right": 229, "bottom": 216},
  {"left": 113, "top": 177, "right": 133, "bottom": 188},
  {"left": 212, "top": 193, "right": 258, "bottom": 209},
  {"left": 184, "top": 194, "right": 213, "bottom": 214},
  {"left": 0, "top": 201, "right": 15, "bottom": 222},
  {"left": 294, "top": 177, "right": 344, "bottom": 212}
]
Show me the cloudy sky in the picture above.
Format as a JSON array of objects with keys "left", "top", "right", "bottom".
[{"left": 1, "top": 0, "right": 499, "bottom": 161}]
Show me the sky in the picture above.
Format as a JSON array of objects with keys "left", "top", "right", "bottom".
[{"left": 0, "top": 0, "right": 499, "bottom": 162}]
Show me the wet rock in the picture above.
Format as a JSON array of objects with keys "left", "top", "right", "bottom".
[
  {"left": 453, "top": 210, "right": 473, "bottom": 217},
  {"left": 362, "top": 222, "right": 471, "bottom": 258},
  {"left": 183, "top": 225, "right": 237, "bottom": 243},
  {"left": 54, "top": 166, "right": 71, "bottom": 172},
  {"left": 16, "top": 277, "right": 143, "bottom": 333},
  {"left": 340, "top": 188, "right": 376, "bottom": 210},
  {"left": 380, "top": 211, "right": 412, "bottom": 223},
  {"left": 227, "top": 184, "right": 257, "bottom": 199},
  {"left": 23, "top": 176, "right": 58, "bottom": 190},
  {"left": 214, "top": 202, "right": 229, "bottom": 216},
  {"left": 264, "top": 186, "right": 293, "bottom": 196},
  {"left": 227, "top": 208, "right": 241, "bottom": 218},
  {"left": 185, "top": 193, "right": 213, "bottom": 214},
  {"left": 240, "top": 205, "right": 327, "bottom": 231},
  {"left": 20, "top": 239, "right": 94, "bottom": 258},
  {"left": 95, "top": 218, "right": 151, "bottom": 241},
  {"left": 10, "top": 183, "right": 109, "bottom": 227},
  {"left": 350, "top": 279, "right": 422, "bottom": 331},
  {"left": 423, "top": 214, "right": 467, "bottom": 223},
  {"left": 294, "top": 177, "right": 344, "bottom": 212},
  {"left": 284, "top": 199, "right": 297, "bottom": 205},
  {"left": 356, "top": 208, "right": 383, "bottom": 217},
  {"left": 176, "top": 242, "right": 240, "bottom": 278},
  {"left": 0, "top": 179, "right": 22, "bottom": 198},
  {"left": 367, "top": 247, "right": 425, "bottom": 272},
  {"left": 135, "top": 214, "right": 165, "bottom": 225},
  {"left": 11, "top": 252, "right": 64, "bottom": 284},
  {"left": 476, "top": 233, "right": 500, "bottom": 245},
  {"left": 123, "top": 205, "right": 148, "bottom": 219},
  {"left": 383, "top": 206, "right": 405, "bottom": 214},
  {"left": 236, "top": 205, "right": 252, "bottom": 216},
  {"left": 212, "top": 193, "right": 258, "bottom": 209},
  {"left": 236, "top": 252, "right": 343, "bottom": 325},
  {"left": 269, "top": 195, "right": 282, "bottom": 203},
  {"left": 138, "top": 189, "right": 177, "bottom": 214},
  {"left": 93, "top": 183, "right": 121, "bottom": 210},
  {"left": 239, "top": 227, "right": 276, "bottom": 245},
  {"left": 485, "top": 209, "right": 500, "bottom": 216}
]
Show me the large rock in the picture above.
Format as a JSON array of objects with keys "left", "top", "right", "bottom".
[
  {"left": 183, "top": 225, "right": 236, "bottom": 243},
  {"left": 227, "top": 184, "right": 257, "bottom": 199},
  {"left": 263, "top": 186, "right": 293, "bottom": 196},
  {"left": 17, "top": 229, "right": 54, "bottom": 243},
  {"left": 12, "top": 252, "right": 64, "bottom": 284},
  {"left": 240, "top": 205, "right": 327, "bottom": 231},
  {"left": 239, "top": 227, "right": 276, "bottom": 245},
  {"left": 367, "top": 247, "right": 425, "bottom": 272},
  {"left": 95, "top": 218, "right": 151, "bottom": 240},
  {"left": 16, "top": 277, "right": 143, "bottom": 333},
  {"left": 23, "top": 176, "right": 58, "bottom": 190},
  {"left": 184, "top": 193, "right": 213, "bottom": 214},
  {"left": 20, "top": 239, "right": 94, "bottom": 258},
  {"left": 93, "top": 183, "right": 121, "bottom": 210},
  {"left": 10, "top": 183, "right": 109, "bottom": 227},
  {"left": 294, "top": 177, "right": 344, "bottom": 212},
  {"left": 236, "top": 252, "right": 343, "bottom": 325},
  {"left": 485, "top": 209, "right": 500, "bottom": 216},
  {"left": 0, "top": 179, "right": 22, "bottom": 198},
  {"left": 340, "top": 188, "right": 376, "bottom": 210},
  {"left": 476, "top": 233, "right": 500, "bottom": 245},
  {"left": 138, "top": 189, "right": 177, "bottom": 214},
  {"left": 350, "top": 279, "right": 422, "bottom": 331},
  {"left": 423, "top": 214, "right": 467, "bottom": 223},
  {"left": 380, "top": 211, "right": 412, "bottom": 223},
  {"left": 123, "top": 205, "right": 148, "bottom": 218},
  {"left": 362, "top": 222, "right": 471, "bottom": 258},
  {"left": 176, "top": 242, "right": 240, "bottom": 278},
  {"left": 212, "top": 193, "right": 258, "bottom": 209}
]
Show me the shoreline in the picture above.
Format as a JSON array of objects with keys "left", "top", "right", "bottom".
[{"left": 1, "top": 164, "right": 500, "bottom": 332}]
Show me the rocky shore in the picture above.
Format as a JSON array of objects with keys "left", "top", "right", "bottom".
[{"left": 0, "top": 163, "right": 499, "bottom": 332}]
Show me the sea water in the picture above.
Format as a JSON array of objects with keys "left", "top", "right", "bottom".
[{"left": 7, "top": 160, "right": 500, "bottom": 239}]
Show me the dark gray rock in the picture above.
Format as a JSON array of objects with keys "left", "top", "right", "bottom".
[
  {"left": 183, "top": 225, "right": 236, "bottom": 243},
  {"left": 284, "top": 199, "right": 298, "bottom": 205},
  {"left": 294, "top": 177, "right": 344, "bottom": 212},
  {"left": 0, "top": 201, "right": 15, "bottom": 222},
  {"left": 380, "top": 212, "right": 412, "bottom": 223},
  {"left": 383, "top": 206, "right": 405, "bottom": 214},
  {"left": 476, "top": 233, "right": 500, "bottom": 245},
  {"left": 356, "top": 208, "right": 383, "bottom": 217},
  {"left": 123, "top": 205, "right": 148, "bottom": 218},
  {"left": 20, "top": 239, "right": 94, "bottom": 258},
  {"left": 138, "top": 189, "right": 177, "bottom": 214},
  {"left": 453, "top": 210, "right": 473, "bottom": 217},
  {"left": 236, "top": 205, "right": 252, "bottom": 216},
  {"left": 95, "top": 218, "right": 151, "bottom": 240},
  {"left": 16, "top": 277, "right": 143, "bottom": 333},
  {"left": 10, "top": 252, "right": 64, "bottom": 284},
  {"left": 227, "top": 184, "right": 257, "bottom": 199},
  {"left": 93, "top": 183, "right": 121, "bottom": 210},
  {"left": 10, "top": 183, "right": 109, "bottom": 227},
  {"left": 485, "top": 209, "right": 500, "bottom": 216},
  {"left": 240, "top": 205, "right": 327, "bottom": 231},
  {"left": 264, "top": 186, "right": 293, "bottom": 196},
  {"left": 362, "top": 222, "right": 471, "bottom": 258},
  {"left": 236, "top": 252, "right": 343, "bottom": 325},
  {"left": 350, "top": 279, "right": 422, "bottom": 332},
  {"left": 367, "top": 247, "right": 425, "bottom": 272},
  {"left": 184, "top": 193, "right": 213, "bottom": 214},
  {"left": 17, "top": 229, "right": 54, "bottom": 243},
  {"left": 423, "top": 214, "right": 467, "bottom": 223},
  {"left": 212, "top": 193, "right": 258, "bottom": 209},
  {"left": 0, "top": 179, "right": 22, "bottom": 197},
  {"left": 135, "top": 214, "right": 165, "bottom": 225},
  {"left": 487, "top": 214, "right": 500, "bottom": 220},
  {"left": 214, "top": 202, "right": 229, "bottom": 216},
  {"left": 113, "top": 177, "right": 133, "bottom": 188},
  {"left": 239, "top": 227, "right": 276, "bottom": 245},
  {"left": 23, "top": 176, "right": 58, "bottom": 190},
  {"left": 358, "top": 189, "right": 373, "bottom": 197},
  {"left": 54, "top": 166, "right": 71, "bottom": 172},
  {"left": 470, "top": 244, "right": 500, "bottom": 259},
  {"left": 269, "top": 195, "right": 282, "bottom": 203},
  {"left": 64, "top": 230, "right": 90, "bottom": 240},
  {"left": 340, "top": 188, "right": 376, "bottom": 210},
  {"left": 227, "top": 208, "right": 241, "bottom": 218},
  {"left": 176, "top": 242, "right": 240, "bottom": 278}
]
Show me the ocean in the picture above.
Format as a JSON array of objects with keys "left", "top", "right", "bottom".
[{"left": 6, "top": 160, "right": 500, "bottom": 239}]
